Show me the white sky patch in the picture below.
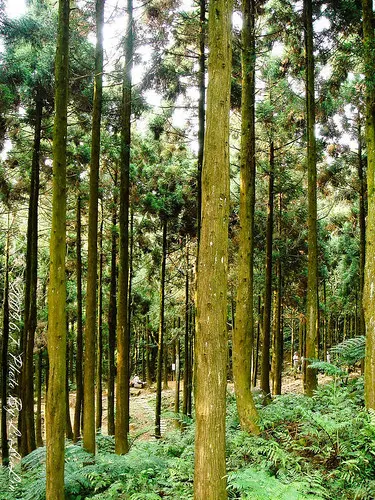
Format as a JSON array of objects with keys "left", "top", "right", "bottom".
[
  {"left": 272, "top": 42, "right": 284, "bottom": 58},
  {"left": 232, "top": 11, "right": 242, "bottom": 30},
  {"left": 320, "top": 64, "right": 332, "bottom": 80},
  {"left": 6, "top": 0, "right": 26, "bottom": 18},
  {"left": 315, "top": 16, "right": 331, "bottom": 33}
]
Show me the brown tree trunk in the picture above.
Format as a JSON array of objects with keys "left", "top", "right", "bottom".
[
  {"left": 115, "top": 0, "right": 133, "bottom": 454},
  {"left": 83, "top": 0, "right": 105, "bottom": 454},
  {"left": 304, "top": 0, "right": 319, "bottom": 396},
  {"left": 73, "top": 193, "right": 83, "bottom": 442},
  {"left": 155, "top": 220, "right": 167, "bottom": 438},
  {"left": 96, "top": 205, "right": 104, "bottom": 431},
  {"left": 46, "top": 0, "right": 69, "bottom": 495},
  {"left": 36, "top": 349, "right": 43, "bottom": 447},
  {"left": 261, "top": 141, "right": 275, "bottom": 402},
  {"left": 107, "top": 173, "right": 118, "bottom": 437},
  {"left": 183, "top": 242, "right": 189, "bottom": 416},
  {"left": 193, "top": 0, "right": 231, "bottom": 493},
  {"left": 66, "top": 327, "right": 73, "bottom": 440}
]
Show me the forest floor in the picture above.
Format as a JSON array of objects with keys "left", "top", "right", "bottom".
[{"left": 62, "top": 372, "right": 334, "bottom": 443}]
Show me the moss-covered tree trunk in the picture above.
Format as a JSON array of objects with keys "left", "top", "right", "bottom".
[
  {"left": 304, "top": 0, "right": 318, "bottom": 396},
  {"left": 193, "top": 0, "right": 231, "bottom": 494},
  {"left": 155, "top": 219, "right": 167, "bottom": 438},
  {"left": 20, "top": 90, "right": 42, "bottom": 457},
  {"left": 96, "top": 208, "right": 104, "bottom": 431},
  {"left": 197, "top": 0, "right": 205, "bottom": 246},
  {"left": 73, "top": 192, "right": 83, "bottom": 442},
  {"left": 1, "top": 221, "right": 10, "bottom": 466},
  {"left": 83, "top": 0, "right": 105, "bottom": 454},
  {"left": 115, "top": 0, "right": 133, "bottom": 454},
  {"left": 362, "top": 0, "right": 375, "bottom": 409},
  {"left": 35, "top": 349, "right": 43, "bottom": 447},
  {"left": 107, "top": 172, "right": 118, "bottom": 436},
  {"left": 357, "top": 119, "right": 366, "bottom": 338},
  {"left": 232, "top": 0, "right": 260, "bottom": 432},
  {"left": 46, "top": 0, "right": 69, "bottom": 496},
  {"left": 261, "top": 140, "right": 275, "bottom": 402}
]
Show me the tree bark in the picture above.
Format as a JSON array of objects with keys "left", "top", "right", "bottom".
[
  {"left": 115, "top": 0, "right": 133, "bottom": 453},
  {"left": 73, "top": 192, "right": 83, "bottom": 442},
  {"left": 304, "top": 0, "right": 318, "bottom": 396},
  {"left": 261, "top": 141, "right": 275, "bottom": 402},
  {"left": 83, "top": 0, "right": 105, "bottom": 454},
  {"left": 46, "top": 0, "right": 69, "bottom": 496},
  {"left": 233, "top": 0, "right": 260, "bottom": 432},
  {"left": 357, "top": 118, "right": 366, "bottom": 338},
  {"left": 96, "top": 205, "right": 104, "bottom": 431},
  {"left": 20, "top": 90, "right": 43, "bottom": 457},
  {"left": 35, "top": 349, "right": 43, "bottom": 447},
  {"left": 362, "top": 0, "right": 375, "bottom": 409},
  {"left": 155, "top": 220, "right": 167, "bottom": 438},
  {"left": 66, "top": 327, "right": 73, "bottom": 440},
  {"left": 197, "top": 0, "right": 205, "bottom": 247},
  {"left": 107, "top": 173, "right": 118, "bottom": 436},
  {"left": 183, "top": 242, "right": 190, "bottom": 417},
  {"left": 193, "top": 0, "right": 231, "bottom": 494}
]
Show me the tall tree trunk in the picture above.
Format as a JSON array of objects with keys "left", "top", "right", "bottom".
[
  {"left": 155, "top": 220, "right": 167, "bottom": 438},
  {"left": 145, "top": 316, "right": 152, "bottom": 387},
  {"left": 20, "top": 90, "right": 42, "bottom": 457},
  {"left": 261, "top": 141, "right": 275, "bottom": 402},
  {"left": 1, "top": 221, "right": 10, "bottom": 466},
  {"left": 96, "top": 205, "right": 104, "bottom": 431},
  {"left": 183, "top": 242, "right": 189, "bottom": 416},
  {"left": 66, "top": 326, "right": 73, "bottom": 440},
  {"left": 174, "top": 337, "right": 180, "bottom": 417},
  {"left": 193, "top": 0, "right": 231, "bottom": 494},
  {"left": 35, "top": 349, "right": 43, "bottom": 447},
  {"left": 115, "top": 0, "right": 133, "bottom": 454},
  {"left": 304, "top": 0, "right": 318, "bottom": 396},
  {"left": 272, "top": 258, "right": 282, "bottom": 395},
  {"left": 233, "top": 0, "right": 260, "bottom": 432},
  {"left": 46, "top": 0, "right": 69, "bottom": 495},
  {"left": 362, "top": 0, "right": 375, "bottom": 409},
  {"left": 107, "top": 173, "right": 118, "bottom": 437},
  {"left": 83, "top": 0, "right": 105, "bottom": 454},
  {"left": 358, "top": 118, "right": 366, "bottom": 338},
  {"left": 252, "top": 296, "right": 261, "bottom": 387},
  {"left": 73, "top": 192, "right": 83, "bottom": 442},
  {"left": 197, "top": 0, "right": 205, "bottom": 246}
]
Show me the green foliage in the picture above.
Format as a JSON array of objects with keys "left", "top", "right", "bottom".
[{"left": 330, "top": 336, "right": 365, "bottom": 366}]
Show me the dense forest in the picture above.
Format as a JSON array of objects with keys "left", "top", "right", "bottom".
[{"left": 0, "top": 0, "right": 375, "bottom": 498}]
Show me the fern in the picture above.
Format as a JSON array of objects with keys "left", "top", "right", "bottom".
[{"left": 330, "top": 336, "right": 365, "bottom": 366}]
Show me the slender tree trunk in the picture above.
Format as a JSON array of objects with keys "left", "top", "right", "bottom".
[
  {"left": 115, "top": 0, "right": 133, "bottom": 454},
  {"left": 272, "top": 259, "right": 282, "bottom": 395},
  {"left": 261, "top": 141, "right": 275, "bottom": 402},
  {"left": 145, "top": 316, "right": 152, "bottom": 387},
  {"left": 107, "top": 173, "right": 118, "bottom": 436},
  {"left": 35, "top": 349, "right": 43, "bottom": 447},
  {"left": 362, "top": 0, "right": 375, "bottom": 409},
  {"left": 197, "top": 0, "right": 205, "bottom": 246},
  {"left": 83, "top": 0, "right": 105, "bottom": 454},
  {"left": 155, "top": 220, "right": 167, "bottom": 438},
  {"left": 252, "top": 296, "right": 261, "bottom": 387},
  {"left": 128, "top": 207, "right": 134, "bottom": 372},
  {"left": 233, "top": 0, "right": 260, "bottom": 432},
  {"left": 193, "top": 0, "right": 231, "bottom": 493},
  {"left": 183, "top": 243, "right": 189, "bottom": 416},
  {"left": 73, "top": 193, "right": 83, "bottom": 442},
  {"left": 46, "top": 0, "right": 69, "bottom": 495},
  {"left": 174, "top": 337, "right": 180, "bottom": 418},
  {"left": 358, "top": 119, "right": 366, "bottom": 338},
  {"left": 20, "top": 90, "right": 42, "bottom": 457},
  {"left": 96, "top": 206, "right": 104, "bottom": 431},
  {"left": 304, "top": 0, "right": 318, "bottom": 396},
  {"left": 66, "top": 326, "right": 73, "bottom": 440},
  {"left": 1, "top": 222, "right": 10, "bottom": 465}
]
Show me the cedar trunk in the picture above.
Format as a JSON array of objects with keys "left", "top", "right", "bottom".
[
  {"left": 362, "top": 0, "right": 375, "bottom": 409},
  {"left": 304, "top": 0, "right": 318, "bottom": 396},
  {"left": 115, "top": 0, "right": 133, "bottom": 453},
  {"left": 193, "top": 0, "right": 231, "bottom": 494},
  {"left": 46, "top": 0, "right": 69, "bottom": 496}
]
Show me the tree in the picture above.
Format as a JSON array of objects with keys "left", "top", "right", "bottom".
[
  {"left": 193, "top": 0, "right": 232, "bottom": 496},
  {"left": 45, "top": 0, "right": 69, "bottom": 496},
  {"left": 233, "top": 0, "right": 260, "bottom": 430},
  {"left": 304, "top": 0, "right": 318, "bottom": 396},
  {"left": 83, "top": 0, "right": 105, "bottom": 454},
  {"left": 362, "top": 0, "right": 375, "bottom": 409},
  {"left": 115, "top": 0, "right": 133, "bottom": 455}
]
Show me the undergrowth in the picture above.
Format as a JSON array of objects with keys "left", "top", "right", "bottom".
[{"left": 1, "top": 377, "right": 374, "bottom": 499}]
